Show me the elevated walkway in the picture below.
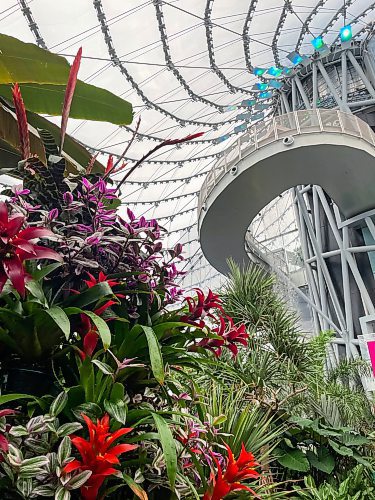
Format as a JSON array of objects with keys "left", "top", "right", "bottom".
[{"left": 198, "top": 109, "right": 375, "bottom": 275}]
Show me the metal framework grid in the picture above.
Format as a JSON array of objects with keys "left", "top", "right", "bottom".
[
  {"left": 9, "top": 0, "right": 375, "bottom": 293},
  {"left": 197, "top": 43, "right": 375, "bottom": 378}
]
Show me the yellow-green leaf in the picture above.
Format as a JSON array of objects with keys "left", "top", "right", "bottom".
[
  {"left": 0, "top": 34, "right": 133, "bottom": 125},
  {"left": 123, "top": 474, "right": 148, "bottom": 500}
]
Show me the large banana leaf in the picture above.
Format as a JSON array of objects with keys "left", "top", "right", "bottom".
[
  {"left": 0, "top": 99, "right": 103, "bottom": 174},
  {"left": 0, "top": 34, "right": 133, "bottom": 125}
]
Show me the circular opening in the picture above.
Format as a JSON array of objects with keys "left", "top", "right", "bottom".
[{"left": 283, "top": 136, "right": 294, "bottom": 146}]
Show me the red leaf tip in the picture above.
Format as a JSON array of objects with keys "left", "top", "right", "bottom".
[{"left": 12, "top": 83, "right": 30, "bottom": 160}]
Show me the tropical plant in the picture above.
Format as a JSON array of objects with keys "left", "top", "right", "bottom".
[
  {"left": 292, "top": 466, "right": 375, "bottom": 499},
  {"left": 0, "top": 34, "right": 132, "bottom": 124},
  {"left": 275, "top": 414, "right": 372, "bottom": 481},
  {"left": 217, "top": 259, "right": 375, "bottom": 494},
  {"left": 0, "top": 52, "right": 266, "bottom": 500},
  {"left": 218, "top": 259, "right": 312, "bottom": 409},
  {"left": 0, "top": 392, "right": 88, "bottom": 499}
]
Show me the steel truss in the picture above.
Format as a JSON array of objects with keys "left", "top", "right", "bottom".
[{"left": 247, "top": 43, "right": 375, "bottom": 377}]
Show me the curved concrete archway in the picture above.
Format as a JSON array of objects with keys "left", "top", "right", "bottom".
[{"left": 199, "top": 132, "right": 375, "bottom": 274}]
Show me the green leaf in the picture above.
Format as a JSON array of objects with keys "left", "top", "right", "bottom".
[
  {"left": 65, "top": 308, "right": 111, "bottom": 349},
  {"left": 341, "top": 433, "right": 370, "bottom": 446},
  {"left": 57, "top": 436, "right": 71, "bottom": 466},
  {"left": 55, "top": 485, "right": 70, "bottom": 500},
  {"left": 277, "top": 448, "right": 310, "bottom": 472},
  {"left": 79, "top": 357, "right": 95, "bottom": 402},
  {"left": 25, "top": 280, "right": 46, "bottom": 304},
  {"left": 85, "top": 312, "right": 111, "bottom": 349},
  {"left": 153, "top": 321, "right": 194, "bottom": 339},
  {"left": 64, "top": 282, "right": 113, "bottom": 308},
  {"left": 110, "top": 382, "right": 125, "bottom": 402},
  {"left": 9, "top": 425, "right": 28, "bottom": 437},
  {"left": 32, "top": 262, "right": 62, "bottom": 281},
  {"left": 45, "top": 307, "right": 71, "bottom": 341},
  {"left": 31, "top": 485, "right": 56, "bottom": 497},
  {"left": 66, "top": 470, "right": 92, "bottom": 490},
  {"left": 123, "top": 474, "right": 148, "bottom": 500},
  {"left": 92, "top": 360, "right": 114, "bottom": 376},
  {"left": 19, "top": 456, "right": 48, "bottom": 478},
  {"left": 288, "top": 416, "right": 314, "bottom": 428},
  {"left": 352, "top": 452, "right": 372, "bottom": 467},
  {"left": 0, "top": 394, "right": 36, "bottom": 405},
  {"left": 104, "top": 399, "right": 127, "bottom": 425},
  {"left": 315, "top": 427, "right": 343, "bottom": 437},
  {"left": 57, "top": 422, "right": 82, "bottom": 437},
  {"left": 328, "top": 439, "right": 354, "bottom": 456},
  {"left": 306, "top": 447, "right": 335, "bottom": 474},
  {"left": 152, "top": 413, "right": 177, "bottom": 490},
  {"left": 50, "top": 391, "right": 68, "bottom": 416},
  {"left": 212, "top": 415, "right": 227, "bottom": 426},
  {"left": 0, "top": 34, "right": 133, "bottom": 125},
  {"left": 27, "top": 110, "right": 104, "bottom": 174},
  {"left": 140, "top": 325, "right": 164, "bottom": 385},
  {"left": 72, "top": 403, "right": 101, "bottom": 422},
  {"left": 16, "top": 478, "right": 32, "bottom": 497}
]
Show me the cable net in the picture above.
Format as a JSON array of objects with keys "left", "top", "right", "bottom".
[{"left": 0, "top": 0, "right": 374, "bottom": 289}]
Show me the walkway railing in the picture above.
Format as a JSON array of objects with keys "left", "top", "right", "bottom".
[{"left": 198, "top": 109, "right": 375, "bottom": 213}]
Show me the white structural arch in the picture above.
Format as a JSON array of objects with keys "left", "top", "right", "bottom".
[{"left": 199, "top": 109, "right": 375, "bottom": 273}]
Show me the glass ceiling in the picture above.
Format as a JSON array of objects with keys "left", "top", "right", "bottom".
[{"left": 0, "top": 0, "right": 374, "bottom": 289}]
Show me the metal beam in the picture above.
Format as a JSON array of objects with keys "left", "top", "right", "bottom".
[
  {"left": 347, "top": 50, "right": 375, "bottom": 99},
  {"left": 317, "top": 60, "right": 351, "bottom": 112},
  {"left": 294, "top": 74, "right": 311, "bottom": 109}
]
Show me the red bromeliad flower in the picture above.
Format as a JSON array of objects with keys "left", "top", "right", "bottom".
[
  {"left": 224, "top": 443, "right": 260, "bottom": 483},
  {"left": 84, "top": 271, "right": 119, "bottom": 289},
  {"left": 64, "top": 413, "right": 137, "bottom": 500},
  {"left": 221, "top": 318, "right": 249, "bottom": 357},
  {"left": 77, "top": 329, "right": 99, "bottom": 361},
  {"left": 203, "top": 444, "right": 260, "bottom": 500},
  {"left": 84, "top": 271, "right": 124, "bottom": 317},
  {"left": 196, "top": 316, "right": 249, "bottom": 358},
  {"left": 0, "top": 409, "right": 18, "bottom": 455},
  {"left": 0, "top": 202, "right": 62, "bottom": 296},
  {"left": 181, "top": 288, "right": 223, "bottom": 328}
]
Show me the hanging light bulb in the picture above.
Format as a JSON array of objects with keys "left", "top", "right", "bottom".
[
  {"left": 340, "top": 25, "right": 352, "bottom": 43},
  {"left": 253, "top": 83, "right": 268, "bottom": 91},
  {"left": 311, "top": 36, "right": 324, "bottom": 51},
  {"left": 287, "top": 51, "right": 303, "bottom": 65},
  {"left": 267, "top": 66, "right": 283, "bottom": 77},
  {"left": 253, "top": 67, "right": 266, "bottom": 76}
]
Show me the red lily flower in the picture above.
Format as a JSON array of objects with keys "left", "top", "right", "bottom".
[
  {"left": 12, "top": 84, "right": 30, "bottom": 160},
  {"left": 203, "top": 444, "right": 260, "bottom": 500},
  {"left": 64, "top": 413, "right": 137, "bottom": 500},
  {"left": 203, "top": 460, "right": 231, "bottom": 500},
  {"left": 105, "top": 155, "right": 114, "bottom": 175},
  {"left": 0, "top": 202, "right": 62, "bottom": 296},
  {"left": 104, "top": 154, "right": 127, "bottom": 177}
]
